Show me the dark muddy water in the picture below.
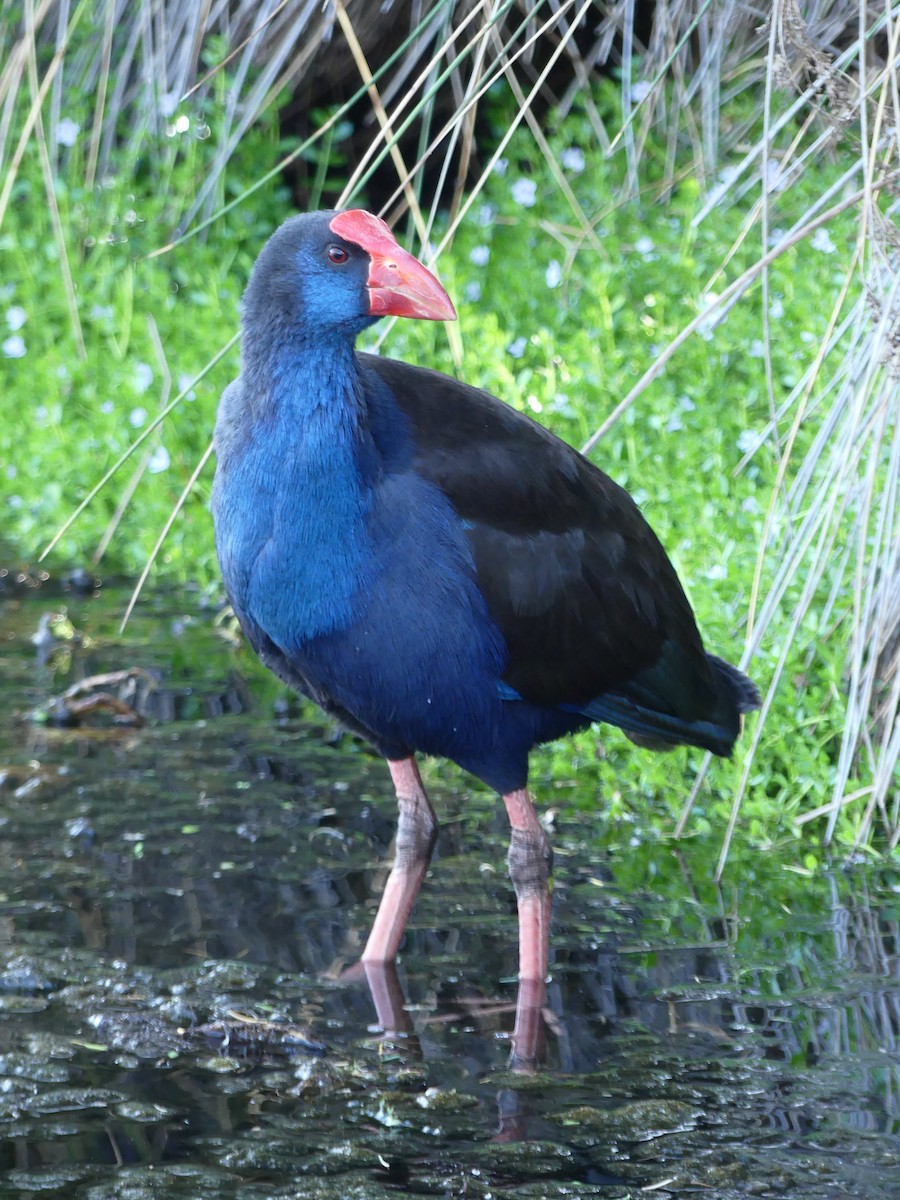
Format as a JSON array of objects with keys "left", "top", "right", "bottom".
[{"left": 0, "top": 573, "right": 898, "bottom": 1199}]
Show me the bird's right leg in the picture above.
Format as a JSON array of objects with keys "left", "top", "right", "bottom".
[
  {"left": 503, "top": 788, "right": 553, "bottom": 985},
  {"left": 361, "top": 757, "right": 438, "bottom": 964}
]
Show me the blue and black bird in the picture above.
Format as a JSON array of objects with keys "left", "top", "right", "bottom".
[{"left": 212, "top": 209, "right": 759, "bottom": 984}]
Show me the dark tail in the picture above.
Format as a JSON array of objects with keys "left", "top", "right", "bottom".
[
  {"left": 708, "top": 654, "right": 761, "bottom": 716},
  {"left": 576, "top": 653, "right": 760, "bottom": 758}
]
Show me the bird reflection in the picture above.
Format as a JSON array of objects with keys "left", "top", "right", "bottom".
[{"left": 357, "top": 960, "right": 551, "bottom": 1142}]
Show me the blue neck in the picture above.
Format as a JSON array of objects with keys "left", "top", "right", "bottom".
[
  {"left": 226, "top": 334, "right": 378, "bottom": 647},
  {"left": 248, "top": 323, "right": 360, "bottom": 420}
]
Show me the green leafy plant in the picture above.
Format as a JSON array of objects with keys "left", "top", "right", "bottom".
[{"left": 2, "top": 1, "right": 898, "bottom": 859}]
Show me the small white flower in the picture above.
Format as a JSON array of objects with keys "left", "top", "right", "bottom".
[
  {"left": 764, "top": 158, "right": 789, "bottom": 192},
  {"left": 550, "top": 393, "right": 575, "bottom": 417},
  {"left": 510, "top": 178, "right": 537, "bottom": 208},
  {"left": 560, "top": 147, "right": 585, "bottom": 174},
  {"left": 129, "top": 407, "right": 147, "bottom": 428},
  {"left": 178, "top": 374, "right": 198, "bottom": 401},
  {"left": 6, "top": 305, "right": 26, "bottom": 331},
  {"left": 469, "top": 245, "right": 490, "bottom": 267},
  {"left": 133, "top": 362, "right": 154, "bottom": 393},
  {"left": 748, "top": 339, "right": 765, "bottom": 359},
  {"left": 666, "top": 414, "right": 683, "bottom": 433},
  {"left": 769, "top": 296, "right": 784, "bottom": 320},
  {"left": 159, "top": 92, "right": 179, "bottom": 118},
  {"left": 35, "top": 405, "right": 48, "bottom": 422},
  {"left": 630, "top": 80, "right": 653, "bottom": 103},
  {"left": 476, "top": 204, "right": 495, "bottom": 227},
  {"left": 737, "top": 429, "right": 761, "bottom": 454},
  {"left": 545, "top": 260, "right": 562, "bottom": 289},
  {"left": 148, "top": 445, "right": 170, "bottom": 473},
  {"left": 697, "top": 292, "right": 723, "bottom": 339},
  {"left": 56, "top": 118, "right": 80, "bottom": 147},
  {"left": 800, "top": 330, "right": 815, "bottom": 343},
  {"left": 165, "top": 114, "right": 191, "bottom": 138},
  {"left": 2, "top": 334, "right": 25, "bottom": 358},
  {"left": 704, "top": 165, "right": 739, "bottom": 210},
  {"left": 742, "top": 496, "right": 761, "bottom": 515},
  {"left": 100, "top": 400, "right": 115, "bottom": 414},
  {"left": 464, "top": 281, "right": 482, "bottom": 302},
  {"left": 90, "top": 304, "right": 114, "bottom": 321},
  {"left": 507, "top": 336, "right": 527, "bottom": 358},
  {"left": 492, "top": 157, "right": 508, "bottom": 177},
  {"left": 704, "top": 563, "right": 728, "bottom": 581},
  {"left": 5, "top": 465, "right": 16, "bottom": 479},
  {"left": 811, "top": 227, "right": 836, "bottom": 254},
  {"left": 634, "top": 235, "right": 655, "bottom": 257}
]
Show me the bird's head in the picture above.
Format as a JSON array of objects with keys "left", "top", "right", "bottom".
[{"left": 242, "top": 209, "right": 457, "bottom": 340}]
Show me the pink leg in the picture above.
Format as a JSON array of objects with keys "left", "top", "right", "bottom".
[
  {"left": 362, "top": 757, "right": 438, "bottom": 964},
  {"left": 509, "top": 976, "right": 547, "bottom": 1072},
  {"left": 502, "top": 789, "right": 553, "bottom": 984}
]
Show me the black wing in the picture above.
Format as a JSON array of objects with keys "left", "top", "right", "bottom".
[{"left": 361, "top": 354, "right": 720, "bottom": 712}]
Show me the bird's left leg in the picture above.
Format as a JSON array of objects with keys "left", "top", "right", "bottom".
[
  {"left": 362, "top": 757, "right": 438, "bottom": 964},
  {"left": 503, "top": 789, "right": 553, "bottom": 984}
]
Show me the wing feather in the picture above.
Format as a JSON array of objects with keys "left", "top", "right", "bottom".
[{"left": 361, "top": 354, "right": 708, "bottom": 710}]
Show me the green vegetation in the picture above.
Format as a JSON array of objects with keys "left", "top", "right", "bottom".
[
  {"left": 1, "top": 99, "right": 286, "bottom": 581},
  {"left": 2, "top": 1, "right": 898, "bottom": 862},
  {"left": 0, "top": 85, "right": 855, "bottom": 856}
]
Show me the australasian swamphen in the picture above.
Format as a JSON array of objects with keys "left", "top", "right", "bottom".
[{"left": 211, "top": 209, "right": 760, "bottom": 985}]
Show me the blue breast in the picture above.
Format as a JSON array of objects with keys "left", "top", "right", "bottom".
[
  {"left": 214, "top": 355, "right": 517, "bottom": 776},
  {"left": 215, "top": 353, "right": 378, "bottom": 648},
  {"left": 215, "top": 350, "right": 603, "bottom": 793}
]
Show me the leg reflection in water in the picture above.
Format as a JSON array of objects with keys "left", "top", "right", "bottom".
[{"left": 358, "top": 960, "right": 555, "bottom": 1142}]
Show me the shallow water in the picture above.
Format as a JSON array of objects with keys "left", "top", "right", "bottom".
[{"left": 0, "top": 572, "right": 898, "bottom": 1198}]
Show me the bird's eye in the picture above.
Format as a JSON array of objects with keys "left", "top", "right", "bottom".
[{"left": 327, "top": 245, "right": 349, "bottom": 264}]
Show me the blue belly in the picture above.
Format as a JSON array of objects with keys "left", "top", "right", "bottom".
[{"left": 213, "top": 368, "right": 589, "bottom": 794}]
